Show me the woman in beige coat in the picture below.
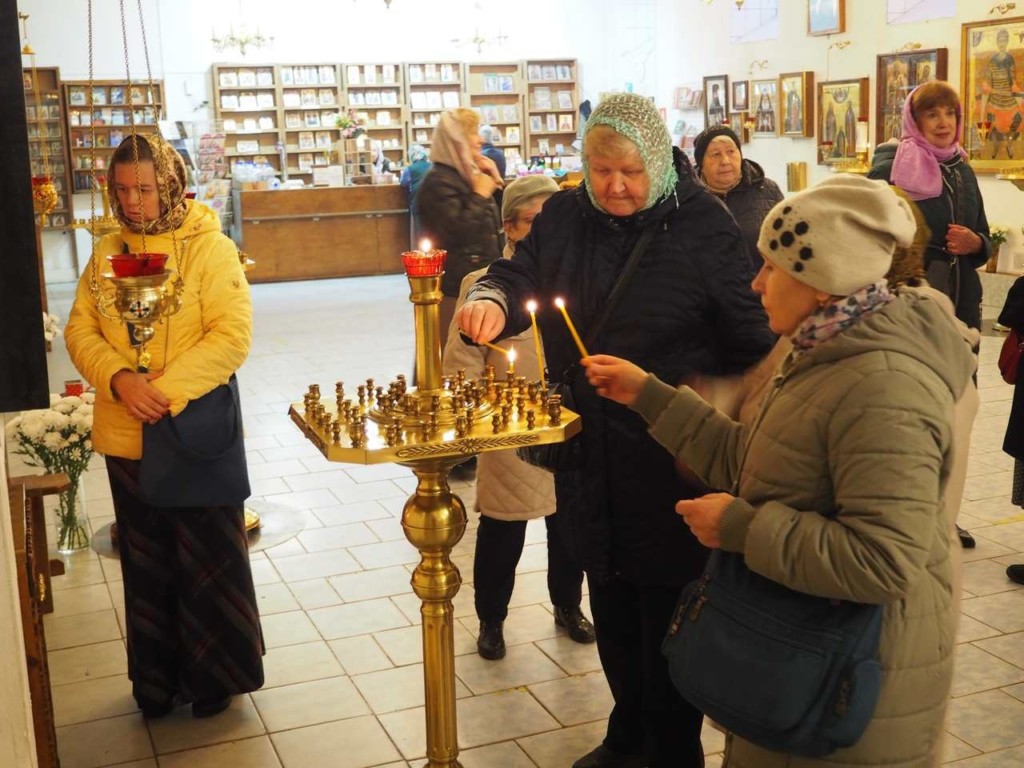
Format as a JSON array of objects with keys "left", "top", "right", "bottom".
[
  {"left": 583, "top": 176, "right": 976, "bottom": 767},
  {"left": 444, "top": 175, "right": 594, "bottom": 661}
]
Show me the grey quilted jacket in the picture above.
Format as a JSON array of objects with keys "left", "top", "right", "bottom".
[{"left": 632, "top": 291, "right": 976, "bottom": 767}]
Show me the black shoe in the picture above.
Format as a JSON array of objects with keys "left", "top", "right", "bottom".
[
  {"left": 957, "top": 525, "right": 976, "bottom": 549},
  {"left": 191, "top": 696, "right": 232, "bottom": 719},
  {"left": 139, "top": 697, "right": 175, "bottom": 719},
  {"left": 572, "top": 743, "right": 647, "bottom": 768},
  {"left": 1008, "top": 565, "right": 1024, "bottom": 585},
  {"left": 554, "top": 605, "right": 596, "bottom": 644},
  {"left": 476, "top": 619, "right": 506, "bottom": 660}
]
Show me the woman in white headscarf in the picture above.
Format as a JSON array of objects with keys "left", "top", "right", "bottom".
[{"left": 416, "top": 107, "right": 503, "bottom": 347}]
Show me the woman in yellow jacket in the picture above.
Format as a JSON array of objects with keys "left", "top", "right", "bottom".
[{"left": 65, "top": 134, "right": 263, "bottom": 720}]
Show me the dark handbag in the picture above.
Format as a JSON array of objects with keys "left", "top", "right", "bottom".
[
  {"left": 139, "top": 374, "right": 251, "bottom": 507},
  {"left": 662, "top": 551, "right": 884, "bottom": 757},
  {"left": 999, "top": 328, "right": 1024, "bottom": 385},
  {"left": 516, "top": 219, "right": 662, "bottom": 472}
]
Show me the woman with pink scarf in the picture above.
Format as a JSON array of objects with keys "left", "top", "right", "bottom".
[
  {"left": 869, "top": 81, "right": 992, "bottom": 333},
  {"left": 870, "top": 80, "right": 989, "bottom": 550}
]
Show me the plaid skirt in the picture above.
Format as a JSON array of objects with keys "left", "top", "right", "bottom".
[{"left": 106, "top": 456, "right": 265, "bottom": 708}]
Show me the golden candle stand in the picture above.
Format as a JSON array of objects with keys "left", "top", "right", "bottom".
[
  {"left": 288, "top": 250, "right": 580, "bottom": 767},
  {"left": 830, "top": 149, "right": 871, "bottom": 175},
  {"left": 73, "top": 176, "right": 122, "bottom": 237}
]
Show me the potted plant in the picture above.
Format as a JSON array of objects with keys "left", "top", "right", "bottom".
[{"left": 988, "top": 225, "right": 1009, "bottom": 273}]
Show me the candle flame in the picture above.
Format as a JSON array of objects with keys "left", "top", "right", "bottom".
[
  {"left": 507, "top": 346, "right": 517, "bottom": 362},
  {"left": 554, "top": 297, "right": 565, "bottom": 309},
  {"left": 526, "top": 299, "right": 538, "bottom": 313},
  {"left": 419, "top": 238, "right": 432, "bottom": 252}
]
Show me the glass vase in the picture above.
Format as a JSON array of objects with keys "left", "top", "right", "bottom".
[
  {"left": 986, "top": 245, "right": 1001, "bottom": 273},
  {"left": 56, "top": 477, "right": 89, "bottom": 553}
]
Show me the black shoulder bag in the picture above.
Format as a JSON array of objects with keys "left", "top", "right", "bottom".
[
  {"left": 517, "top": 218, "right": 661, "bottom": 472},
  {"left": 138, "top": 374, "right": 251, "bottom": 508}
]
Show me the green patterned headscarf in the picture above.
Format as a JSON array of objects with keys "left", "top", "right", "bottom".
[{"left": 583, "top": 92, "right": 677, "bottom": 213}]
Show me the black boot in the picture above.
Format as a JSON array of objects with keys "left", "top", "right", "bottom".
[
  {"left": 554, "top": 605, "right": 596, "bottom": 644},
  {"left": 476, "top": 619, "right": 506, "bottom": 660},
  {"left": 1008, "top": 564, "right": 1024, "bottom": 585},
  {"left": 192, "top": 696, "right": 232, "bottom": 718},
  {"left": 572, "top": 743, "right": 647, "bottom": 768},
  {"left": 957, "top": 524, "right": 976, "bottom": 549}
]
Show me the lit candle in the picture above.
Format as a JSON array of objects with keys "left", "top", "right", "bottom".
[
  {"left": 482, "top": 340, "right": 510, "bottom": 356},
  {"left": 526, "top": 300, "right": 547, "bottom": 392},
  {"left": 507, "top": 346, "right": 516, "bottom": 375},
  {"left": 554, "top": 297, "right": 589, "bottom": 358}
]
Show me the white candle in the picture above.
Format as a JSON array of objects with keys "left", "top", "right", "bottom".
[{"left": 856, "top": 121, "right": 868, "bottom": 152}]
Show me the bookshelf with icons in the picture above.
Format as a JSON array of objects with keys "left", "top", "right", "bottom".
[
  {"left": 23, "top": 66, "right": 73, "bottom": 229},
  {"left": 404, "top": 61, "right": 462, "bottom": 152},
  {"left": 212, "top": 64, "right": 285, "bottom": 178},
  {"left": 524, "top": 59, "right": 578, "bottom": 160},
  {"left": 342, "top": 63, "right": 406, "bottom": 168},
  {"left": 465, "top": 62, "right": 524, "bottom": 172},
  {"left": 277, "top": 64, "right": 342, "bottom": 177},
  {"left": 63, "top": 79, "right": 165, "bottom": 192}
]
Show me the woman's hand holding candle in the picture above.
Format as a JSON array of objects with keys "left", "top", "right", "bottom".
[{"left": 456, "top": 300, "right": 506, "bottom": 343}]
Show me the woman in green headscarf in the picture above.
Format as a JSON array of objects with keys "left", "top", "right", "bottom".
[{"left": 456, "top": 93, "right": 775, "bottom": 768}]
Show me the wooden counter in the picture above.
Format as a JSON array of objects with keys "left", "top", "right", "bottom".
[{"left": 235, "top": 186, "right": 411, "bottom": 283}]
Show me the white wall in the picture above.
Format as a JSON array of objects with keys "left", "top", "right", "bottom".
[
  {"left": 669, "top": 0, "right": 1024, "bottom": 271},
  {"left": 0, "top": 430, "right": 39, "bottom": 768}
]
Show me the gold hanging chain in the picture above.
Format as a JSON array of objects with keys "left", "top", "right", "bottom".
[
  {"left": 87, "top": 0, "right": 101, "bottom": 301},
  {"left": 118, "top": 0, "right": 148, "bottom": 254},
  {"left": 28, "top": 54, "right": 50, "bottom": 177}
]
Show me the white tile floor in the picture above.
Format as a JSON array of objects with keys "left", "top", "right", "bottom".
[{"left": 14, "top": 273, "right": 1024, "bottom": 767}]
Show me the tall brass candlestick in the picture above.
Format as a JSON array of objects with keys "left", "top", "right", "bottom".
[
  {"left": 554, "top": 296, "right": 589, "bottom": 358},
  {"left": 526, "top": 300, "right": 547, "bottom": 392}
]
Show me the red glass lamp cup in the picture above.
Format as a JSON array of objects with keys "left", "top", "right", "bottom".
[
  {"left": 402, "top": 248, "right": 447, "bottom": 277},
  {"left": 106, "top": 252, "right": 170, "bottom": 277}
]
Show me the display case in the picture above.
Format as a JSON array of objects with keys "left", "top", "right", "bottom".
[
  {"left": 212, "top": 63, "right": 284, "bottom": 178},
  {"left": 466, "top": 61, "right": 524, "bottom": 172},
  {"left": 344, "top": 63, "right": 405, "bottom": 168},
  {"left": 276, "top": 63, "right": 342, "bottom": 179},
  {"left": 23, "top": 66, "right": 72, "bottom": 229},
  {"left": 405, "top": 61, "right": 463, "bottom": 152},
  {"left": 63, "top": 79, "right": 165, "bottom": 192},
  {"left": 524, "top": 58, "right": 578, "bottom": 161}
]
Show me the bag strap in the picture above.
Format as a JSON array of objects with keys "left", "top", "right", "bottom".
[{"left": 582, "top": 217, "right": 662, "bottom": 349}]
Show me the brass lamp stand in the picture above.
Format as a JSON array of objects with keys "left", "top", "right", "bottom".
[{"left": 289, "top": 250, "right": 580, "bottom": 766}]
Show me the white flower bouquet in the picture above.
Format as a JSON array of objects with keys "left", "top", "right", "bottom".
[
  {"left": 6, "top": 393, "right": 96, "bottom": 551},
  {"left": 42, "top": 311, "right": 61, "bottom": 342}
]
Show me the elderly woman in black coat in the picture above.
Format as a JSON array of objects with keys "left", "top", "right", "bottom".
[
  {"left": 692, "top": 125, "right": 783, "bottom": 270},
  {"left": 456, "top": 93, "right": 775, "bottom": 768}
]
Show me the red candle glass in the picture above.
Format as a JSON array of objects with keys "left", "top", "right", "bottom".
[
  {"left": 107, "top": 252, "right": 170, "bottom": 277},
  {"left": 401, "top": 247, "right": 447, "bottom": 277}
]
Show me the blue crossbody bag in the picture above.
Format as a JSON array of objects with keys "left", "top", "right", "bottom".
[{"left": 662, "top": 549, "right": 883, "bottom": 757}]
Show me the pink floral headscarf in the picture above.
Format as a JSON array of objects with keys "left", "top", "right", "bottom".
[{"left": 890, "top": 84, "right": 967, "bottom": 201}]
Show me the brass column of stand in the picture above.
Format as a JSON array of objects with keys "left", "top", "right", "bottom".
[
  {"left": 403, "top": 267, "right": 465, "bottom": 767},
  {"left": 288, "top": 246, "right": 580, "bottom": 767}
]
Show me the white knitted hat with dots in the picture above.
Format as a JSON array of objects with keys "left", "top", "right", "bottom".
[{"left": 757, "top": 175, "right": 917, "bottom": 296}]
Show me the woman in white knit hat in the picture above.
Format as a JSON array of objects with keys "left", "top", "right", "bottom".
[
  {"left": 443, "top": 175, "right": 595, "bottom": 662},
  {"left": 582, "top": 175, "right": 976, "bottom": 767}
]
